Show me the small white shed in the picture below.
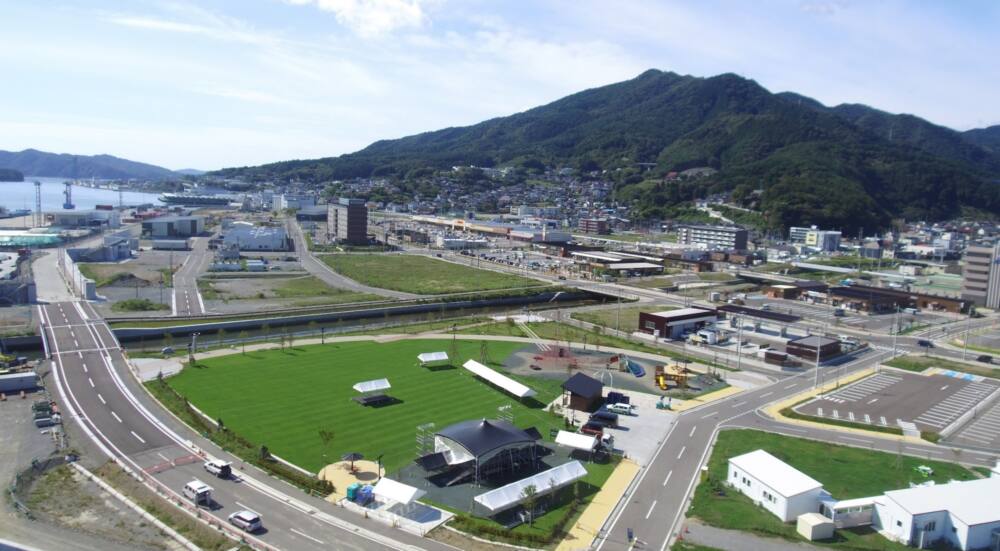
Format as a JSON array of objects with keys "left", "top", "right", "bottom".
[
  {"left": 727, "top": 449, "right": 824, "bottom": 522},
  {"left": 797, "top": 512, "right": 835, "bottom": 541}
]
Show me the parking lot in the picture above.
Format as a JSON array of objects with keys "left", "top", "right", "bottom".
[
  {"left": 944, "top": 398, "right": 1000, "bottom": 451},
  {"left": 795, "top": 370, "right": 1000, "bottom": 432}
]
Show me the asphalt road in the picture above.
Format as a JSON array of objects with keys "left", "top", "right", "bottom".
[
  {"left": 39, "top": 300, "right": 450, "bottom": 551},
  {"left": 172, "top": 236, "right": 210, "bottom": 316},
  {"left": 286, "top": 219, "right": 419, "bottom": 300},
  {"left": 592, "top": 347, "right": 999, "bottom": 551}
]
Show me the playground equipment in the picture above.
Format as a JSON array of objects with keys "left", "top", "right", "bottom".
[{"left": 655, "top": 364, "right": 693, "bottom": 391}]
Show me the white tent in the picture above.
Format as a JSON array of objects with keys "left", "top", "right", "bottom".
[
  {"left": 372, "top": 478, "right": 426, "bottom": 505},
  {"left": 352, "top": 378, "right": 391, "bottom": 394},
  {"left": 474, "top": 460, "right": 587, "bottom": 513},
  {"left": 555, "top": 430, "right": 597, "bottom": 451},
  {"left": 462, "top": 360, "right": 536, "bottom": 399},
  {"left": 417, "top": 351, "right": 450, "bottom": 367}
]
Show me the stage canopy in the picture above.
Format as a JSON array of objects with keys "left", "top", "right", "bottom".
[
  {"left": 373, "top": 478, "right": 426, "bottom": 505},
  {"left": 555, "top": 430, "right": 597, "bottom": 451},
  {"left": 462, "top": 360, "right": 536, "bottom": 399},
  {"left": 352, "top": 378, "right": 391, "bottom": 394},
  {"left": 473, "top": 460, "right": 587, "bottom": 513},
  {"left": 417, "top": 351, "right": 449, "bottom": 366}
]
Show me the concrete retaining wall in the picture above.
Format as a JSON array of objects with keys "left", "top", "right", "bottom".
[
  {"left": 113, "top": 290, "right": 593, "bottom": 341},
  {"left": 59, "top": 248, "right": 97, "bottom": 300}
]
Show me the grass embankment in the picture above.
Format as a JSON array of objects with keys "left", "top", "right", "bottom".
[
  {"left": 688, "top": 430, "right": 979, "bottom": 550},
  {"left": 886, "top": 354, "right": 999, "bottom": 378},
  {"left": 112, "top": 298, "right": 170, "bottom": 312},
  {"left": 951, "top": 339, "right": 1000, "bottom": 357},
  {"left": 161, "top": 339, "right": 561, "bottom": 473},
  {"left": 78, "top": 264, "right": 133, "bottom": 287},
  {"left": 320, "top": 254, "right": 537, "bottom": 294},
  {"left": 571, "top": 306, "right": 673, "bottom": 333}
]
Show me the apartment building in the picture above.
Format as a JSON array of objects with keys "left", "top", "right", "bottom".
[
  {"left": 327, "top": 197, "right": 368, "bottom": 245},
  {"left": 961, "top": 242, "right": 1000, "bottom": 308},
  {"left": 678, "top": 224, "right": 748, "bottom": 250}
]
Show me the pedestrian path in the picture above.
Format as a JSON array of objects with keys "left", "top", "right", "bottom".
[{"left": 555, "top": 459, "right": 640, "bottom": 551}]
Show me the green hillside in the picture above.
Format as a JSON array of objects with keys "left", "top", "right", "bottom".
[{"left": 214, "top": 70, "right": 1000, "bottom": 232}]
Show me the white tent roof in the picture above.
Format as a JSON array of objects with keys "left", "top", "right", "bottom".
[
  {"left": 555, "top": 430, "right": 597, "bottom": 451},
  {"left": 474, "top": 460, "right": 587, "bottom": 513},
  {"left": 352, "top": 378, "right": 391, "bottom": 394},
  {"left": 462, "top": 360, "right": 536, "bottom": 399},
  {"left": 729, "top": 450, "right": 822, "bottom": 497},
  {"left": 417, "top": 351, "right": 449, "bottom": 364},
  {"left": 372, "top": 478, "right": 426, "bottom": 505}
]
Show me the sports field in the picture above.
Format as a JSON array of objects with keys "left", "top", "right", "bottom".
[
  {"left": 319, "top": 253, "right": 536, "bottom": 294},
  {"left": 165, "top": 339, "right": 565, "bottom": 473}
]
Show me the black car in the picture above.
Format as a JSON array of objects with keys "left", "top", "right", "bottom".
[
  {"left": 917, "top": 339, "right": 934, "bottom": 348},
  {"left": 977, "top": 355, "right": 992, "bottom": 364}
]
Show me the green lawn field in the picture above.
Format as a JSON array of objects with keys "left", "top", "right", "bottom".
[
  {"left": 319, "top": 254, "right": 536, "bottom": 294},
  {"left": 572, "top": 306, "right": 672, "bottom": 333},
  {"left": 164, "top": 339, "right": 565, "bottom": 473}
]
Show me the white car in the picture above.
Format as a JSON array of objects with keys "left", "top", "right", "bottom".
[
  {"left": 228, "top": 510, "right": 262, "bottom": 532},
  {"left": 203, "top": 459, "right": 232, "bottom": 479}
]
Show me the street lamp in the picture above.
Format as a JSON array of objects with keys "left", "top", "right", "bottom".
[{"left": 189, "top": 332, "right": 200, "bottom": 364}]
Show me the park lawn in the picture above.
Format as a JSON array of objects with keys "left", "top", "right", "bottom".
[
  {"left": 688, "top": 429, "right": 979, "bottom": 548},
  {"left": 885, "top": 354, "right": 1000, "bottom": 378},
  {"left": 320, "top": 254, "right": 536, "bottom": 294},
  {"left": 164, "top": 339, "right": 565, "bottom": 473},
  {"left": 571, "top": 306, "right": 672, "bottom": 333}
]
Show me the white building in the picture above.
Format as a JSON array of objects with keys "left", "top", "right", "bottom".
[
  {"left": 222, "top": 222, "right": 290, "bottom": 251},
  {"left": 727, "top": 450, "right": 825, "bottom": 522},
  {"left": 874, "top": 477, "right": 1000, "bottom": 550},
  {"left": 273, "top": 194, "right": 315, "bottom": 211}
]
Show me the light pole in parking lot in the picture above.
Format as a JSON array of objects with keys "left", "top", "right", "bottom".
[{"left": 961, "top": 310, "right": 972, "bottom": 361}]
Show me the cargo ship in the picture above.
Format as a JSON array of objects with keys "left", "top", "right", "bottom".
[{"left": 158, "top": 193, "right": 234, "bottom": 206}]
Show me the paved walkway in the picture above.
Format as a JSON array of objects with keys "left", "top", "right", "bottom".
[
  {"left": 681, "top": 520, "right": 820, "bottom": 551},
  {"left": 555, "top": 459, "right": 640, "bottom": 551},
  {"left": 31, "top": 250, "right": 76, "bottom": 302}
]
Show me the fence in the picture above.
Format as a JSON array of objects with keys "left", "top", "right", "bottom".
[
  {"left": 339, "top": 499, "right": 429, "bottom": 536},
  {"left": 7, "top": 455, "right": 73, "bottom": 519}
]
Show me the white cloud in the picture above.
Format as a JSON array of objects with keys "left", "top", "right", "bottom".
[{"left": 286, "top": 0, "right": 429, "bottom": 37}]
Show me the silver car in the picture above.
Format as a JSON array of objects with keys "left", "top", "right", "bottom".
[{"left": 228, "top": 510, "right": 262, "bottom": 532}]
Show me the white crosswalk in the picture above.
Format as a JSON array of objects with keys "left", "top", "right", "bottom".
[{"left": 820, "top": 373, "right": 902, "bottom": 403}]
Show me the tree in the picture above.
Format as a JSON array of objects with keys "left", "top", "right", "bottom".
[
  {"left": 287, "top": 328, "right": 295, "bottom": 349},
  {"left": 520, "top": 484, "right": 538, "bottom": 525},
  {"left": 239, "top": 330, "right": 248, "bottom": 354},
  {"left": 318, "top": 429, "right": 335, "bottom": 466}
]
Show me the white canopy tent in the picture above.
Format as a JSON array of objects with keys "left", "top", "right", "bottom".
[
  {"left": 373, "top": 478, "right": 426, "bottom": 505},
  {"left": 462, "top": 360, "right": 536, "bottom": 399},
  {"left": 555, "top": 430, "right": 597, "bottom": 452},
  {"left": 417, "top": 351, "right": 450, "bottom": 367},
  {"left": 473, "top": 460, "right": 587, "bottom": 513},
  {"left": 352, "top": 378, "right": 391, "bottom": 394}
]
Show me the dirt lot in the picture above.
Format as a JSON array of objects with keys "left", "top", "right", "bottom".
[
  {"left": 201, "top": 274, "right": 382, "bottom": 307},
  {"left": 81, "top": 250, "right": 184, "bottom": 287},
  {"left": 26, "top": 464, "right": 182, "bottom": 551}
]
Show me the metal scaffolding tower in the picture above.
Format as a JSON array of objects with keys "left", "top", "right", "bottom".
[{"left": 33, "top": 181, "right": 42, "bottom": 227}]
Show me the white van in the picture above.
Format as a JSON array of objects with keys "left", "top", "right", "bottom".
[
  {"left": 607, "top": 403, "right": 635, "bottom": 416},
  {"left": 183, "top": 480, "right": 213, "bottom": 507}
]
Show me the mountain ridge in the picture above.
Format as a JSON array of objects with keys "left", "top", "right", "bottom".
[
  {"left": 213, "top": 69, "right": 1000, "bottom": 231},
  {"left": 0, "top": 149, "right": 178, "bottom": 180}
]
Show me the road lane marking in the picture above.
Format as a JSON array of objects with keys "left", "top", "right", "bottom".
[
  {"left": 699, "top": 412, "right": 716, "bottom": 420},
  {"left": 689, "top": 426, "right": 697, "bottom": 437},
  {"left": 759, "top": 391, "right": 773, "bottom": 398},
  {"left": 662, "top": 470, "right": 673, "bottom": 487},
  {"left": 111, "top": 411, "right": 123, "bottom": 423},
  {"left": 677, "top": 446, "right": 686, "bottom": 459},
  {"left": 784, "top": 384, "right": 797, "bottom": 389},
  {"left": 88, "top": 377, "right": 94, "bottom": 388},
  {"left": 941, "top": 385, "right": 949, "bottom": 390},
  {"left": 868, "top": 398, "right": 879, "bottom": 404},
  {"left": 74, "top": 340, "right": 79, "bottom": 347},
  {"left": 158, "top": 453, "right": 172, "bottom": 463},
  {"left": 645, "top": 500, "right": 658, "bottom": 520},
  {"left": 840, "top": 436, "right": 871, "bottom": 444},
  {"left": 97, "top": 394, "right": 106, "bottom": 404},
  {"left": 731, "top": 401, "right": 746, "bottom": 408},
  {"left": 82, "top": 364, "right": 87, "bottom": 373},
  {"left": 290, "top": 529, "right": 324, "bottom": 545},
  {"left": 130, "top": 431, "right": 146, "bottom": 444}
]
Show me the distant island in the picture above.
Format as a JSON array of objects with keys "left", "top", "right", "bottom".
[
  {"left": 0, "top": 168, "right": 25, "bottom": 182},
  {"left": 0, "top": 149, "right": 176, "bottom": 180}
]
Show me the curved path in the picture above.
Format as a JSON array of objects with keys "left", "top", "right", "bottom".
[
  {"left": 286, "top": 219, "right": 419, "bottom": 300},
  {"left": 39, "top": 300, "right": 452, "bottom": 551}
]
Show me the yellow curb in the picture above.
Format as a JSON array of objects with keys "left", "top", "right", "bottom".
[
  {"left": 762, "top": 367, "right": 927, "bottom": 444},
  {"left": 555, "top": 459, "right": 641, "bottom": 551},
  {"left": 670, "top": 385, "right": 744, "bottom": 412}
]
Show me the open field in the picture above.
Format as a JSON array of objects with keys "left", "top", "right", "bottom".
[
  {"left": 688, "top": 430, "right": 979, "bottom": 550},
  {"left": 886, "top": 354, "right": 1000, "bottom": 378},
  {"left": 163, "top": 339, "right": 564, "bottom": 473},
  {"left": 572, "top": 306, "right": 670, "bottom": 333},
  {"left": 320, "top": 253, "right": 537, "bottom": 294},
  {"left": 199, "top": 274, "right": 381, "bottom": 306}
]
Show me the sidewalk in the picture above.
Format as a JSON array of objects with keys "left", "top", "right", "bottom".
[
  {"left": 681, "top": 519, "right": 820, "bottom": 551},
  {"left": 555, "top": 459, "right": 640, "bottom": 551}
]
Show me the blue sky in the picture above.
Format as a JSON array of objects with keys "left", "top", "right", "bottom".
[{"left": 1, "top": 0, "right": 997, "bottom": 170}]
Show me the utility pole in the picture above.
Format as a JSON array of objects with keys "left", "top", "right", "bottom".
[
  {"left": 615, "top": 288, "right": 622, "bottom": 334},
  {"left": 814, "top": 335, "right": 821, "bottom": 388},
  {"left": 962, "top": 310, "right": 973, "bottom": 361},
  {"left": 735, "top": 316, "right": 744, "bottom": 372}
]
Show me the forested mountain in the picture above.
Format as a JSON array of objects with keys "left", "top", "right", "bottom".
[
  {"left": 964, "top": 125, "right": 1000, "bottom": 154},
  {"left": 0, "top": 149, "right": 177, "bottom": 180},
  {"left": 214, "top": 70, "right": 1000, "bottom": 232},
  {"left": 0, "top": 168, "right": 24, "bottom": 182}
]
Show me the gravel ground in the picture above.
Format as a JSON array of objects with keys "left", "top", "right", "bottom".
[
  {"left": 26, "top": 465, "right": 182, "bottom": 551},
  {"left": 0, "top": 305, "right": 34, "bottom": 335}
]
